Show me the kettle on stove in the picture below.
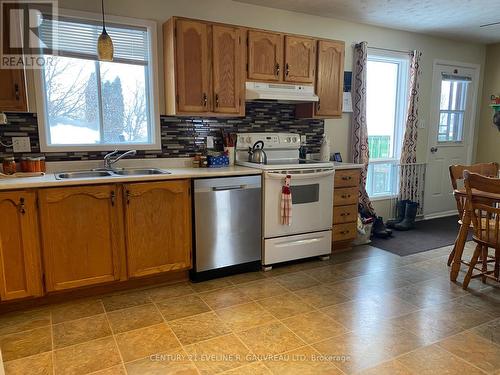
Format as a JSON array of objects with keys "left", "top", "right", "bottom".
[{"left": 248, "top": 140, "right": 267, "bottom": 164}]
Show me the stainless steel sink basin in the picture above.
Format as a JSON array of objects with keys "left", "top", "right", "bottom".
[
  {"left": 112, "top": 168, "right": 170, "bottom": 176},
  {"left": 55, "top": 170, "right": 114, "bottom": 180}
]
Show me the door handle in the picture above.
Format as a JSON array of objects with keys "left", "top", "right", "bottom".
[{"left": 430, "top": 146, "right": 438, "bottom": 153}]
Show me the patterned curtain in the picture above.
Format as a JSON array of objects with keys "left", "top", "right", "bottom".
[
  {"left": 351, "top": 41, "right": 375, "bottom": 215},
  {"left": 399, "top": 51, "right": 422, "bottom": 202}
]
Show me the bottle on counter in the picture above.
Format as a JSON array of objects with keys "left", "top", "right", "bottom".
[{"left": 320, "top": 134, "right": 331, "bottom": 162}]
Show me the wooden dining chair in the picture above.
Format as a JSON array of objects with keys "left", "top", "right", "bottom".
[
  {"left": 447, "top": 162, "right": 499, "bottom": 266},
  {"left": 462, "top": 171, "right": 500, "bottom": 289}
]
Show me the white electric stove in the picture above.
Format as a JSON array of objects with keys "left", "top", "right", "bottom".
[{"left": 236, "top": 133, "right": 334, "bottom": 270}]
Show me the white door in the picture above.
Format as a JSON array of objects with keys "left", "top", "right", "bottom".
[{"left": 424, "top": 62, "right": 479, "bottom": 218}]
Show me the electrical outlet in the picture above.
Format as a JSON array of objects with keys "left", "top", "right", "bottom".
[
  {"left": 206, "top": 136, "right": 214, "bottom": 149},
  {"left": 300, "top": 135, "right": 307, "bottom": 144},
  {"left": 12, "top": 137, "right": 31, "bottom": 153}
]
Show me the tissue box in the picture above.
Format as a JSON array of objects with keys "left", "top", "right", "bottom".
[{"left": 207, "top": 154, "right": 229, "bottom": 168}]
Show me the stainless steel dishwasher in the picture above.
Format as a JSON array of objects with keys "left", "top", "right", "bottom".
[{"left": 191, "top": 175, "right": 262, "bottom": 281}]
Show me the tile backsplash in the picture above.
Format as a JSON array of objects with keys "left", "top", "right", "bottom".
[{"left": 0, "top": 102, "right": 324, "bottom": 162}]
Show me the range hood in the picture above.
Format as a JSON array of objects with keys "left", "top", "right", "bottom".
[{"left": 245, "top": 82, "right": 319, "bottom": 102}]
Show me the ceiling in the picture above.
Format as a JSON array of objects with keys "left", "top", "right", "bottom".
[{"left": 234, "top": 0, "right": 500, "bottom": 44}]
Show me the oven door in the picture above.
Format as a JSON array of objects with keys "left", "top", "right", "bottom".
[{"left": 263, "top": 168, "right": 334, "bottom": 238}]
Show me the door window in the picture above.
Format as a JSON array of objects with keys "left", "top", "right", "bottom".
[{"left": 438, "top": 74, "right": 471, "bottom": 143}]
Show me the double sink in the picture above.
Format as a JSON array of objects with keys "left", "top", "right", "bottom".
[{"left": 55, "top": 168, "right": 170, "bottom": 180}]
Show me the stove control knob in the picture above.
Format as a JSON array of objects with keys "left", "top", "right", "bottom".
[
  {"left": 246, "top": 137, "right": 252, "bottom": 143},
  {"left": 286, "top": 137, "right": 291, "bottom": 143},
  {"left": 292, "top": 136, "right": 298, "bottom": 143}
]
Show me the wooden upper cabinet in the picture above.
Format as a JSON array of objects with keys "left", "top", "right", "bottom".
[
  {"left": 315, "top": 40, "right": 345, "bottom": 117},
  {"left": 38, "top": 185, "right": 125, "bottom": 292},
  {"left": 0, "top": 68, "right": 27, "bottom": 112},
  {"left": 247, "top": 30, "right": 283, "bottom": 82},
  {"left": 175, "top": 19, "right": 210, "bottom": 113},
  {"left": 0, "top": 191, "right": 42, "bottom": 301},
  {"left": 212, "top": 25, "right": 243, "bottom": 115},
  {"left": 123, "top": 180, "right": 192, "bottom": 278},
  {"left": 284, "top": 36, "right": 316, "bottom": 83}
]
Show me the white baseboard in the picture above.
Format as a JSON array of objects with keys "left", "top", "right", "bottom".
[{"left": 423, "top": 210, "right": 458, "bottom": 220}]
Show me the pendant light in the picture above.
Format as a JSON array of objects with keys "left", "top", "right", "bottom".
[{"left": 97, "top": 0, "right": 113, "bottom": 61}]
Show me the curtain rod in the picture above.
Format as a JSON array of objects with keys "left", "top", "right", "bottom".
[{"left": 367, "top": 46, "right": 413, "bottom": 55}]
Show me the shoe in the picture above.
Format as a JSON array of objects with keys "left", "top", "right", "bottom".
[
  {"left": 372, "top": 216, "right": 392, "bottom": 238},
  {"left": 394, "top": 201, "right": 419, "bottom": 231},
  {"left": 386, "top": 199, "right": 409, "bottom": 228}
]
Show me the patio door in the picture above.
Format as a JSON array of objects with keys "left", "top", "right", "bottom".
[{"left": 423, "top": 61, "right": 479, "bottom": 218}]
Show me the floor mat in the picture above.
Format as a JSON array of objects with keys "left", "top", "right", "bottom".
[{"left": 370, "top": 215, "right": 471, "bottom": 256}]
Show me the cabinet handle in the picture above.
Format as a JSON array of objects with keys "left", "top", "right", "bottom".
[
  {"left": 340, "top": 230, "right": 350, "bottom": 235},
  {"left": 342, "top": 176, "right": 352, "bottom": 181},
  {"left": 202, "top": 93, "right": 208, "bottom": 107},
  {"left": 285, "top": 63, "right": 289, "bottom": 76},
  {"left": 275, "top": 63, "right": 280, "bottom": 76},
  {"left": 14, "top": 84, "right": 20, "bottom": 101},
  {"left": 340, "top": 212, "right": 350, "bottom": 217},
  {"left": 215, "top": 93, "right": 219, "bottom": 107},
  {"left": 18, "top": 197, "right": 26, "bottom": 214},
  {"left": 110, "top": 191, "right": 115, "bottom": 206},
  {"left": 126, "top": 190, "right": 130, "bottom": 205},
  {"left": 341, "top": 194, "right": 351, "bottom": 199}
]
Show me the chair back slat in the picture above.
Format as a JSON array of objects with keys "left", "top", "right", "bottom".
[{"left": 464, "top": 171, "right": 500, "bottom": 247}]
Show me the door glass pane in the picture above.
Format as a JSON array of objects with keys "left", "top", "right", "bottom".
[
  {"left": 290, "top": 184, "right": 319, "bottom": 204},
  {"left": 438, "top": 77, "right": 469, "bottom": 143}
]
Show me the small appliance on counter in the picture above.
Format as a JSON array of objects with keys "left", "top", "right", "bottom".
[
  {"left": 236, "top": 132, "right": 334, "bottom": 270},
  {"left": 191, "top": 175, "right": 262, "bottom": 281}
]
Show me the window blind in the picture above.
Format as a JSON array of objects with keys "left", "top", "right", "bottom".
[
  {"left": 40, "top": 16, "right": 149, "bottom": 65},
  {"left": 441, "top": 73, "right": 472, "bottom": 82}
]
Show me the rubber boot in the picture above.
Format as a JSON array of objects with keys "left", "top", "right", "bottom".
[
  {"left": 386, "top": 200, "right": 408, "bottom": 228},
  {"left": 394, "top": 201, "right": 418, "bottom": 231},
  {"left": 372, "top": 216, "right": 392, "bottom": 238}
]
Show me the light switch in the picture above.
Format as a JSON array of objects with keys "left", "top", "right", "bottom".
[
  {"left": 300, "top": 135, "right": 307, "bottom": 144},
  {"left": 12, "top": 137, "right": 31, "bottom": 153}
]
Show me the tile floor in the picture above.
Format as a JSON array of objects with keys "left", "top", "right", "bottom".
[{"left": 0, "top": 242, "right": 499, "bottom": 374}]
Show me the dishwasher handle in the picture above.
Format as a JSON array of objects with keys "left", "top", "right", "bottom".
[{"left": 212, "top": 185, "right": 248, "bottom": 191}]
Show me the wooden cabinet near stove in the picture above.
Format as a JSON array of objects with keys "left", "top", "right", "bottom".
[{"left": 332, "top": 169, "right": 361, "bottom": 251}]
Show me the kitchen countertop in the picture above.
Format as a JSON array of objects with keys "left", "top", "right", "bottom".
[
  {"left": 0, "top": 166, "right": 261, "bottom": 191},
  {"left": 0, "top": 159, "right": 364, "bottom": 191}
]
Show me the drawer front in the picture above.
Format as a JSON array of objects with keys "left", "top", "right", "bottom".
[
  {"left": 333, "top": 204, "right": 357, "bottom": 224},
  {"left": 334, "top": 187, "right": 358, "bottom": 206},
  {"left": 334, "top": 169, "right": 360, "bottom": 188},
  {"left": 333, "top": 222, "right": 357, "bottom": 242}
]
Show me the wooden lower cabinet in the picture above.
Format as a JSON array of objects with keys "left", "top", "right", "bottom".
[
  {"left": 0, "top": 191, "right": 43, "bottom": 301},
  {"left": 38, "top": 185, "right": 125, "bottom": 292},
  {"left": 124, "top": 180, "right": 192, "bottom": 278},
  {"left": 332, "top": 169, "right": 361, "bottom": 251}
]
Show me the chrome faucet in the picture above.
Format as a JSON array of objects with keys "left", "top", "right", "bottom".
[{"left": 103, "top": 149, "right": 137, "bottom": 170}]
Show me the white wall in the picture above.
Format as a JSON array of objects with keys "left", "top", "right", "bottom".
[{"left": 50, "top": 0, "right": 486, "bottom": 218}]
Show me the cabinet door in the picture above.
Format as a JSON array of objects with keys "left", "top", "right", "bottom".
[
  {"left": 175, "top": 19, "right": 210, "bottom": 113},
  {"left": 212, "top": 25, "right": 243, "bottom": 115},
  {"left": 124, "top": 180, "right": 192, "bottom": 278},
  {"left": 0, "top": 69, "right": 27, "bottom": 112},
  {"left": 38, "top": 185, "right": 124, "bottom": 291},
  {"left": 284, "top": 36, "right": 316, "bottom": 83},
  {"left": 315, "top": 40, "right": 345, "bottom": 117},
  {"left": 0, "top": 191, "right": 42, "bottom": 301},
  {"left": 247, "top": 30, "right": 283, "bottom": 81}
]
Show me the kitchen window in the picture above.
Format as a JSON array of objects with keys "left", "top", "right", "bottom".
[
  {"left": 35, "top": 11, "right": 160, "bottom": 152},
  {"left": 366, "top": 51, "right": 409, "bottom": 199}
]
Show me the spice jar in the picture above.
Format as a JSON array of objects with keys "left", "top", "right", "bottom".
[
  {"left": 2, "top": 156, "right": 16, "bottom": 175},
  {"left": 38, "top": 156, "right": 46, "bottom": 172},
  {"left": 27, "top": 157, "right": 41, "bottom": 172},
  {"left": 20, "top": 156, "right": 29, "bottom": 172}
]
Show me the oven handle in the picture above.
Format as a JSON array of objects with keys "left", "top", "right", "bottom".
[{"left": 264, "top": 170, "right": 334, "bottom": 180}]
